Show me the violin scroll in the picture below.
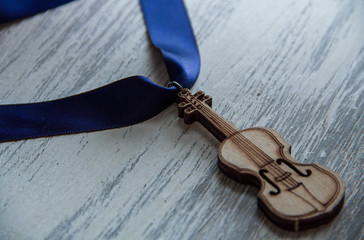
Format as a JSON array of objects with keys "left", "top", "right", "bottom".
[{"left": 177, "top": 90, "right": 212, "bottom": 124}]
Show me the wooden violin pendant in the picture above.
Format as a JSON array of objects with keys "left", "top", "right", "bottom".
[{"left": 176, "top": 89, "right": 345, "bottom": 231}]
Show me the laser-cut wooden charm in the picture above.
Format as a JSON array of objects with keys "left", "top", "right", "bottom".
[{"left": 176, "top": 89, "right": 345, "bottom": 231}]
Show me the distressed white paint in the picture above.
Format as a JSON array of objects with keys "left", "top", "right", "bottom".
[{"left": 0, "top": 0, "right": 363, "bottom": 239}]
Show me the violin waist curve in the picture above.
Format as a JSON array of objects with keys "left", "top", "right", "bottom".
[{"left": 218, "top": 127, "right": 345, "bottom": 231}]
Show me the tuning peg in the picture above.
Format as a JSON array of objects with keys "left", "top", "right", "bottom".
[
  {"left": 202, "top": 95, "right": 212, "bottom": 107},
  {"left": 194, "top": 91, "right": 205, "bottom": 100},
  {"left": 178, "top": 101, "right": 191, "bottom": 118},
  {"left": 184, "top": 106, "right": 197, "bottom": 124}
]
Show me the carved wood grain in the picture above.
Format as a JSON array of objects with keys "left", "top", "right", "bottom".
[
  {"left": 178, "top": 90, "right": 345, "bottom": 231},
  {"left": 218, "top": 128, "right": 345, "bottom": 231}
]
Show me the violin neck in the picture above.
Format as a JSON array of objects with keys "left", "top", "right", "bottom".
[
  {"left": 176, "top": 89, "right": 239, "bottom": 141},
  {"left": 197, "top": 105, "right": 239, "bottom": 141}
]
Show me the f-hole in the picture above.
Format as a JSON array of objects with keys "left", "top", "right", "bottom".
[
  {"left": 276, "top": 159, "right": 312, "bottom": 177},
  {"left": 259, "top": 169, "right": 280, "bottom": 195}
]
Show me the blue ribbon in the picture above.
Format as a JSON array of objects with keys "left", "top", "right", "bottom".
[
  {"left": 0, "top": 0, "right": 75, "bottom": 23},
  {"left": 0, "top": 0, "right": 200, "bottom": 142}
]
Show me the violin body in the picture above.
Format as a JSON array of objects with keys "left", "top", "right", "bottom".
[
  {"left": 218, "top": 127, "right": 345, "bottom": 231},
  {"left": 176, "top": 89, "right": 345, "bottom": 230}
]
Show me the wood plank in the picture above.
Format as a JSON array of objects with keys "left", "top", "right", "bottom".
[{"left": 0, "top": 0, "right": 363, "bottom": 239}]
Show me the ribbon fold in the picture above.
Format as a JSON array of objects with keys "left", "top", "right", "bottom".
[{"left": 0, "top": 0, "right": 200, "bottom": 142}]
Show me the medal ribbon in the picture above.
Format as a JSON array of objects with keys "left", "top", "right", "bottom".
[{"left": 0, "top": 0, "right": 200, "bottom": 142}]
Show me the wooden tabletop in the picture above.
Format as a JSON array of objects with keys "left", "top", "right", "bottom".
[{"left": 0, "top": 0, "right": 363, "bottom": 239}]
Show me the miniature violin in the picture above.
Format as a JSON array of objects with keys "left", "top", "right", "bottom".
[{"left": 176, "top": 89, "right": 345, "bottom": 231}]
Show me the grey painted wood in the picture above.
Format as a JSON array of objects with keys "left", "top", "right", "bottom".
[{"left": 0, "top": 0, "right": 363, "bottom": 239}]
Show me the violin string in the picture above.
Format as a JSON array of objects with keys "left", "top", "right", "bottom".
[
  {"left": 201, "top": 105, "right": 276, "bottom": 165},
  {"left": 200, "top": 106, "right": 293, "bottom": 184},
  {"left": 201, "top": 105, "right": 278, "bottom": 166},
  {"left": 233, "top": 134, "right": 299, "bottom": 187},
  {"left": 199, "top": 101, "right": 298, "bottom": 187},
  {"left": 200, "top": 107, "right": 271, "bottom": 167},
  {"left": 234, "top": 133, "right": 299, "bottom": 187},
  {"left": 184, "top": 93, "right": 299, "bottom": 188},
  {"left": 233, "top": 133, "right": 299, "bottom": 187},
  {"left": 233, "top": 134, "right": 298, "bottom": 187}
]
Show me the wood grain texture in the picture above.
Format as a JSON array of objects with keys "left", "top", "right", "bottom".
[
  {"left": 219, "top": 128, "right": 345, "bottom": 231},
  {"left": 177, "top": 89, "right": 345, "bottom": 231},
  {"left": 0, "top": 0, "right": 363, "bottom": 239}
]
